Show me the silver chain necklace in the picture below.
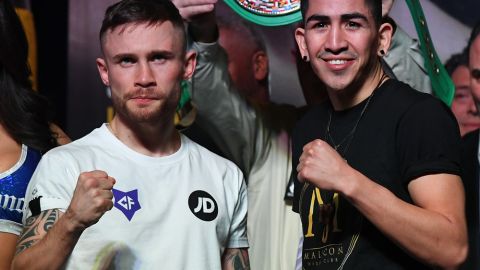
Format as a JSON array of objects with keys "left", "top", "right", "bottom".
[{"left": 325, "top": 74, "right": 388, "bottom": 156}]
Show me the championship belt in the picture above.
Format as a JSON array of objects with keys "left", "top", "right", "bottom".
[
  {"left": 405, "top": 0, "right": 454, "bottom": 106},
  {"left": 223, "top": 0, "right": 301, "bottom": 26}
]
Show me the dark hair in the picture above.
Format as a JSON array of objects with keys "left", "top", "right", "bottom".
[
  {"left": 468, "top": 20, "right": 480, "bottom": 53},
  {"left": 444, "top": 49, "right": 469, "bottom": 76},
  {"left": 99, "top": 0, "right": 186, "bottom": 51},
  {"left": 0, "top": 0, "right": 56, "bottom": 153},
  {"left": 300, "top": 0, "right": 382, "bottom": 29}
]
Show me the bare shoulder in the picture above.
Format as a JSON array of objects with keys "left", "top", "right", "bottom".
[
  {"left": 16, "top": 209, "right": 63, "bottom": 255},
  {"left": 221, "top": 248, "right": 250, "bottom": 270}
]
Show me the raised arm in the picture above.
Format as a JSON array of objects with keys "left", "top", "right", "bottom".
[
  {"left": 12, "top": 171, "right": 115, "bottom": 270},
  {"left": 172, "top": 0, "right": 268, "bottom": 175}
]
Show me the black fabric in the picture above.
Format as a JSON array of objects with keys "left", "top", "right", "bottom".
[
  {"left": 459, "top": 130, "right": 479, "bottom": 270},
  {"left": 291, "top": 79, "right": 461, "bottom": 269},
  {"left": 28, "top": 196, "right": 42, "bottom": 217}
]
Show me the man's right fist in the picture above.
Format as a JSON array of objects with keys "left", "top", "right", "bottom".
[{"left": 65, "top": 170, "right": 115, "bottom": 231}]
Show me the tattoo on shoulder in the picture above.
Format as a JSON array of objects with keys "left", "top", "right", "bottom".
[
  {"left": 223, "top": 249, "right": 250, "bottom": 270},
  {"left": 16, "top": 209, "right": 61, "bottom": 255}
]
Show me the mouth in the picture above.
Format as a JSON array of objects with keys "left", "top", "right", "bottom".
[
  {"left": 131, "top": 96, "right": 158, "bottom": 100},
  {"left": 130, "top": 96, "right": 160, "bottom": 106},
  {"left": 327, "top": 59, "right": 348, "bottom": 65},
  {"left": 323, "top": 58, "right": 354, "bottom": 71}
]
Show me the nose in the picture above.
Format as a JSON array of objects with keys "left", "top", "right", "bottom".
[
  {"left": 324, "top": 26, "right": 348, "bottom": 54},
  {"left": 135, "top": 61, "right": 156, "bottom": 88},
  {"left": 463, "top": 89, "right": 480, "bottom": 116},
  {"left": 469, "top": 96, "right": 480, "bottom": 116}
]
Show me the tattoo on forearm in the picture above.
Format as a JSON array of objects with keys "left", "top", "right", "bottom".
[
  {"left": 16, "top": 209, "right": 60, "bottom": 255},
  {"left": 223, "top": 249, "right": 250, "bottom": 270}
]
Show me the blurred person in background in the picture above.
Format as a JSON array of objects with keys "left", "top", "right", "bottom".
[{"left": 445, "top": 50, "right": 480, "bottom": 136}]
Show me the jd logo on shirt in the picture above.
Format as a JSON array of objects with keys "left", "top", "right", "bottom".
[
  {"left": 113, "top": 188, "right": 141, "bottom": 221},
  {"left": 188, "top": 190, "right": 218, "bottom": 221}
]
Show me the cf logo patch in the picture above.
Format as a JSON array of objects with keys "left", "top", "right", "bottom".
[
  {"left": 113, "top": 189, "right": 141, "bottom": 221},
  {"left": 188, "top": 190, "right": 218, "bottom": 221}
]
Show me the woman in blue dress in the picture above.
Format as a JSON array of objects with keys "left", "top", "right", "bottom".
[{"left": 0, "top": 0, "right": 70, "bottom": 268}]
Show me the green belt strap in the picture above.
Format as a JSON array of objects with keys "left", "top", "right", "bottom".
[
  {"left": 222, "top": 0, "right": 301, "bottom": 26},
  {"left": 405, "top": 0, "right": 454, "bottom": 106},
  {"left": 177, "top": 80, "right": 191, "bottom": 111}
]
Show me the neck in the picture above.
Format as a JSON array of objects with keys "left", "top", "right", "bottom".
[
  {"left": 109, "top": 115, "right": 180, "bottom": 157},
  {"left": 328, "top": 64, "right": 385, "bottom": 111}
]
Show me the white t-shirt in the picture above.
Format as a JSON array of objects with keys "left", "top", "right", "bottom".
[{"left": 24, "top": 124, "right": 248, "bottom": 270}]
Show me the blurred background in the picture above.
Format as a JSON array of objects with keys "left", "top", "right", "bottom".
[{"left": 14, "top": 0, "right": 480, "bottom": 139}]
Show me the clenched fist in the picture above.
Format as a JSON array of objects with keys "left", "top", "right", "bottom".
[
  {"left": 171, "top": 0, "right": 216, "bottom": 22},
  {"left": 297, "top": 139, "right": 353, "bottom": 193},
  {"left": 65, "top": 170, "right": 116, "bottom": 231}
]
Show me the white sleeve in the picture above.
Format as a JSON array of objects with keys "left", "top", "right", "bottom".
[
  {"left": 191, "top": 41, "right": 263, "bottom": 176},
  {"left": 226, "top": 166, "right": 249, "bottom": 249},
  {"left": 23, "top": 150, "right": 78, "bottom": 223}
]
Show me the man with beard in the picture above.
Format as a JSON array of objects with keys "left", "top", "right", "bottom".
[
  {"left": 11, "top": 0, "right": 249, "bottom": 269},
  {"left": 292, "top": 0, "right": 467, "bottom": 269}
]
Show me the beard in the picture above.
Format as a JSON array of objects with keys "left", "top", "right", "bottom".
[{"left": 111, "top": 87, "right": 180, "bottom": 125}]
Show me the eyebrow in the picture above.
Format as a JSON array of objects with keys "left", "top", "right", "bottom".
[
  {"left": 341, "top": 12, "right": 369, "bottom": 23},
  {"left": 305, "top": 14, "right": 330, "bottom": 24},
  {"left": 112, "top": 53, "right": 136, "bottom": 62},
  {"left": 112, "top": 50, "right": 174, "bottom": 62},
  {"left": 146, "top": 50, "right": 175, "bottom": 59},
  {"left": 306, "top": 12, "right": 369, "bottom": 24}
]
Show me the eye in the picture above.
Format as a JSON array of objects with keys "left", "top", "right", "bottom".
[
  {"left": 346, "top": 21, "right": 361, "bottom": 29},
  {"left": 152, "top": 54, "right": 167, "bottom": 63},
  {"left": 312, "top": 22, "right": 327, "bottom": 29},
  {"left": 454, "top": 93, "right": 468, "bottom": 100},
  {"left": 119, "top": 57, "right": 135, "bottom": 66},
  {"left": 454, "top": 89, "right": 472, "bottom": 103}
]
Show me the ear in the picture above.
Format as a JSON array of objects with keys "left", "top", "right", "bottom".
[
  {"left": 377, "top": 22, "right": 393, "bottom": 57},
  {"left": 96, "top": 58, "right": 110, "bottom": 86},
  {"left": 295, "top": 27, "right": 308, "bottom": 61},
  {"left": 252, "top": 50, "right": 269, "bottom": 81},
  {"left": 183, "top": 50, "right": 197, "bottom": 80}
]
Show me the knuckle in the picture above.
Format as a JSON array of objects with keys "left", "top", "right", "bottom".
[
  {"left": 314, "top": 139, "right": 325, "bottom": 148},
  {"left": 84, "top": 178, "right": 98, "bottom": 189}
]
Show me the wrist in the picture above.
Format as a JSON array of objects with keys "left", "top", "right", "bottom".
[
  {"left": 62, "top": 208, "right": 87, "bottom": 234},
  {"left": 339, "top": 167, "right": 362, "bottom": 200}
]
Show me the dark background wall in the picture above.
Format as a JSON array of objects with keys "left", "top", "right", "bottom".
[
  {"left": 27, "top": 0, "right": 480, "bottom": 140},
  {"left": 31, "top": 1, "right": 68, "bottom": 129},
  {"left": 431, "top": 0, "right": 479, "bottom": 27}
]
